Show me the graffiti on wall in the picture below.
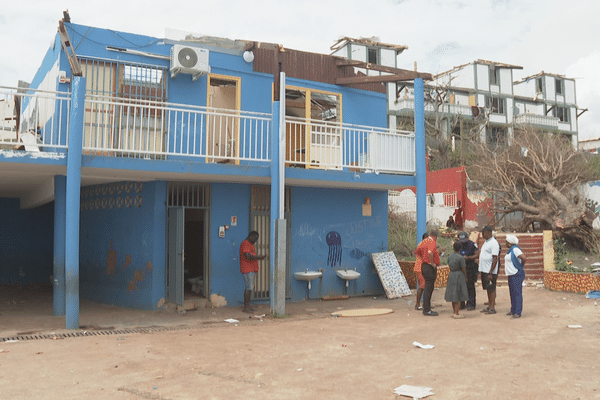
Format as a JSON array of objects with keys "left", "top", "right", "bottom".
[
  {"left": 105, "top": 241, "right": 153, "bottom": 293},
  {"left": 326, "top": 231, "right": 342, "bottom": 267}
]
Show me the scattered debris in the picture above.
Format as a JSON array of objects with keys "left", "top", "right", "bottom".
[
  {"left": 393, "top": 384, "right": 435, "bottom": 399},
  {"left": 567, "top": 325, "right": 583, "bottom": 329},
  {"left": 585, "top": 290, "right": 600, "bottom": 299},
  {"left": 224, "top": 319, "right": 239, "bottom": 324},
  {"left": 413, "top": 341, "right": 435, "bottom": 350}
]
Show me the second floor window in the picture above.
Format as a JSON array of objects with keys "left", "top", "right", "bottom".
[
  {"left": 489, "top": 67, "right": 500, "bottom": 86},
  {"left": 555, "top": 78, "right": 563, "bottom": 95},
  {"left": 553, "top": 106, "right": 570, "bottom": 123},
  {"left": 485, "top": 96, "right": 505, "bottom": 115},
  {"left": 368, "top": 48, "right": 379, "bottom": 65}
]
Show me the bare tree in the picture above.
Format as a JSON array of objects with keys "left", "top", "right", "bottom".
[
  {"left": 396, "top": 81, "right": 488, "bottom": 170},
  {"left": 467, "top": 127, "right": 599, "bottom": 251}
]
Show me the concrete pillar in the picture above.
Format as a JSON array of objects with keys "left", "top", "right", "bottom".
[
  {"left": 53, "top": 175, "right": 66, "bottom": 316},
  {"left": 65, "top": 76, "right": 85, "bottom": 329}
]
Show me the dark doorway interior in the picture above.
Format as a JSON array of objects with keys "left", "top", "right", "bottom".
[{"left": 184, "top": 209, "right": 206, "bottom": 298}]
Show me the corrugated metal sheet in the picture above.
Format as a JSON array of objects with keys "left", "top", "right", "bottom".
[{"left": 252, "top": 48, "right": 386, "bottom": 94}]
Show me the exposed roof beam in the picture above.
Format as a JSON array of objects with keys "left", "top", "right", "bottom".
[
  {"left": 336, "top": 71, "right": 433, "bottom": 85},
  {"left": 577, "top": 108, "right": 588, "bottom": 118},
  {"left": 335, "top": 59, "right": 432, "bottom": 80}
]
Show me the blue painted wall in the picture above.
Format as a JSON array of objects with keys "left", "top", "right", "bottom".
[
  {"left": 79, "top": 181, "right": 166, "bottom": 310},
  {"left": 0, "top": 198, "right": 54, "bottom": 284},
  {"left": 205, "top": 184, "right": 388, "bottom": 305},
  {"left": 208, "top": 182, "right": 253, "bottom": 307},
  {"left": 288, "top": 187, "right": 387, "bottom": 301}
]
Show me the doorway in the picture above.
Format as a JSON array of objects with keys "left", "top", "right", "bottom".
[
  {"left": 206, "top": 75, "right": 241, "bottom": 164},
  {"left": 166, "top": 183, "right": 210, "bottom": 306}
]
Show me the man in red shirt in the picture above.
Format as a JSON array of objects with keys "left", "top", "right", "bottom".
[
  {"left": 240, "top": 231, "right": 267, "bottom": 313},
  {"left": 414, "top": 228, "right": 441, "bottom": 316}
]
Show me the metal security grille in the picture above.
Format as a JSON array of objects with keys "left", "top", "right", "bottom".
[
  {"left": 167, "top": 183, "right": 210, "bottom": 208},
  {"left": 81, "top": 58, "right": 168, "bottom": 158},
  {"left": 250, "top": 186, "right": 291, "bottom": 299}
]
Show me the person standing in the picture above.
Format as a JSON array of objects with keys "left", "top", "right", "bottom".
[
  {"left": 453, "top": 200, "right": 464, "bottom": 230},
  {"left": 239, "top": 231, "right": 266, "bottom": 313},
  {"left": 458, "top": 231, "right": 479, "bottom": 311},
  {"left": 445, "top": 241, "right": 469, "bottom": 319},
  {"left": 415, "top": 228, "right": 441, "bottom": 316},
  {"left": 504, "top": 234, "right": 526, "bottom": 318},
  {"left": 413, "top": 233, "right": 429, "bottom": 311},
  {"left": 478, "top": 226, "right": 500, "bottom": 314}
]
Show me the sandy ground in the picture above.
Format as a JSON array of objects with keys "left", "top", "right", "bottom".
[{"left": 1, "top": 284, "right": 599, "bottom": 400}]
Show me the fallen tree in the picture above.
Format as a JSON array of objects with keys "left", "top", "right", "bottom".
[{"left": 467, "top": 128, "right": 599, "bottom": 252}]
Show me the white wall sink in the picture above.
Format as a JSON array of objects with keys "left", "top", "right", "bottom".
[
  {"left": 294, "top": 270, "right": 322, "bottom": 290},
  {"left": 336, "top": 269, "right": 361, "bottom": 280},
  {"left": 336, "top": 269, "right": 361, "bottom": 288}
]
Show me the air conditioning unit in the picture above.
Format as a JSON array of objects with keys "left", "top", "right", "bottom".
[{"left": 170, "top": 45, "right": 210, "bottom": 81}]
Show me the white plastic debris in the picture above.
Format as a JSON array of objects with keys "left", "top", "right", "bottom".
[
  {"left": 393, "top": 384, "right": 435, "bottom": 398},
  {"left": 224, "top": 318, "right": 239, "bottom": 323},
  {"left": 413, "top": 341, "right": 435, "bottom": 349},
  {"left": 567, "top": 325, "right": 583, "bottom": 329}
]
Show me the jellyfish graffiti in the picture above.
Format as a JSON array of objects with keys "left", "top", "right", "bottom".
[{"left": 326, "top": 231, "right": 342, "bottom": 267}]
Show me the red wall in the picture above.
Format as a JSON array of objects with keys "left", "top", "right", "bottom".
[{"left": 404, "top": 166, "right": 492, "bottom": 226}]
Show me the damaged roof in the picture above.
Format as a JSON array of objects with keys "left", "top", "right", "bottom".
[
  {"left": 330, "top": 36, "right": 409, "bottom": 55},
  {"left": 434, "top": 59, "right": 523, "bottom": 78}
]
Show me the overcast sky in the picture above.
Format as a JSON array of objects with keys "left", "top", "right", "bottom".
[{"left": 1, "top": 0, "right": 598, "bottom": 140}]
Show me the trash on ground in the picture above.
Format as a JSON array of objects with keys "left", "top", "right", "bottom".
[
  {"left": 413, "top": 341, "right": 435, "bottom": 349},
  {"left": 393, "top": 384, "right": 435, "bottom": 398},
  {"left": 224, "top": 318, "right": 239, "bottom": 323},
  {"left": 567, "top": 325, "right": 583, "bottom": 329},
  {"left": 585, "top": 290, "right": 600, "bottom": 299}
]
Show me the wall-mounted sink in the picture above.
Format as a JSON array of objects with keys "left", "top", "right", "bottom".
[
  {"left": 336, "top": 269, "right": 361, "bottom": 287},
  {"left": 294, "top": 270, "right": 323, "bottom": 290}
]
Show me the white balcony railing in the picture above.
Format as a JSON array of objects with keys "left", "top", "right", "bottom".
[
  {"left": 285, "top": 116, "right": 415, "bottom": 174},
  {"left": 393, "top": 98, "right": 474, "bottom": 117},
  {"left": 83, "top": 94, "right": 272, "bottom": 162},
  {"left": 0, "top": 86, "right": 71, "bottom": 151},
  {"left": 513, "top": 113, "right": 559, "bottom": 129},
  {"left": 1, "top": 89, "right": 416, "bottom": 175}
]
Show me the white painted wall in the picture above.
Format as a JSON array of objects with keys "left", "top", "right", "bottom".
[
  {"left": 380, "top": 49, "right": 396, "bottom": 67},
  {"left": 500, "top": 68, "right": 513, "bottom": 95},
  {"left": 476, "top": 64, "right": 489, "bottom": 90}
]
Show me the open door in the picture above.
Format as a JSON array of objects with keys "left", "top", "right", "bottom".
[
  {"left": 206, "top": 75, "right": 241, "bottom": 164},
  {"left": 166, "top": 207, "right": 184, "bottom": 306}
]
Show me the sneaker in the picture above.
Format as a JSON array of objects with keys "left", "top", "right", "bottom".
[
  {"left": 452, "top": 314, "right": 465, "bottom": 319},
  {"left": 512, "top": 314, "right": 521, "bottom": 319},
  {"left": 480, "top": 307, "right": 490, "bottom": 313},
  {"left": 423, "top": 310, "right": 439, "bottom": 316},
  {"left": 484, "top": 308, "right": 497, "bottom": 314}
]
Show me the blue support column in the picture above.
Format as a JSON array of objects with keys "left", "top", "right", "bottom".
[
  {"left": 415, "top": 78, "right": 427, "bottom": 242},
  {"left": 270, "top": 101, "right": 279, "bottom": 313},
  {"left": 53, "top": 175, "right": 66, "bottom": 316},
  {"left": 65, "top": 76, "right": 85, "bottom": 329}
]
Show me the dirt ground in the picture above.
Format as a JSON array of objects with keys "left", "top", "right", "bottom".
[{"left": 1, "top": 283, "right": 599, "bottom": 400}]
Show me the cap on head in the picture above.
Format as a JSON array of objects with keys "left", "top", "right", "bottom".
[
  {"left": 458, "top": 231, "right": 468, "bottom": 242},
  {"left": 506, "top": 234, "right": 519, "bottom": 245}
]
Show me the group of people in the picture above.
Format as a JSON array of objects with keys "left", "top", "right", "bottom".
[{"left": 414, "top": 226, "right": 527, "bottom": 319}]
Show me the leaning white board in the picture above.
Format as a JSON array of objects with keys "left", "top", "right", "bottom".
[{"left": 371, "top": 251, "right": 412, "bottom": 299}]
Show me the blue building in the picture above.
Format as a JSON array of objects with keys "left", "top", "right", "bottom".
[{"left": 0, "top": 15, "right": 429, "bottom": 329}]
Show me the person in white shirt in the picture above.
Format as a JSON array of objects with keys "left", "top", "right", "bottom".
[
  {"left": 504, "top": 234, "right": 527, "bottom": 318},
  {"left": 478, "top": 226, "right": 500, "bottom": 314}
]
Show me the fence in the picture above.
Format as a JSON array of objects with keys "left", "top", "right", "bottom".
[{"left": 0, "top": 86, "right": 71, "bottom": 151}]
